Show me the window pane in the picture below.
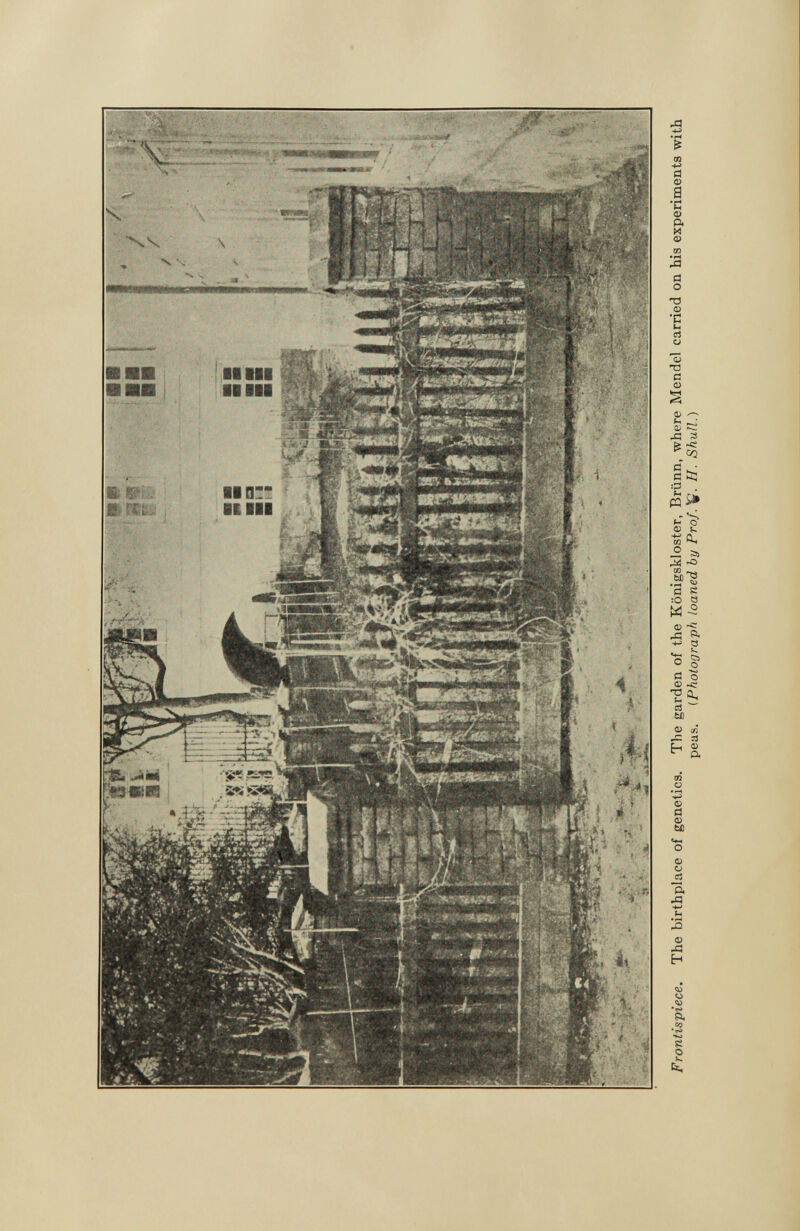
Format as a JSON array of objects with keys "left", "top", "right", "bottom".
[
  {"left": 232, "top": 385, "right": 241, "bottom": 397},
  {"left": 125, "top": 367, "right": 140, "bottom": 379},
  {"left": 141, "top": 366, "right": 156, "bottom": 381},
  {"left": 232, "top": 504, "right": 241, "bottom": 515},
  {"left": 145, "top": 784, "right": 160, "bottom": 797},
  {"left": 223, "top": 367, "right": 232, "bottom": 380},
  {"left": 246, "top": 503, "right": 254, "bottom": 515},
  {"left": 254, "top": 384, "right": 263, "bottom": 397},
  {"left": 106, "top": 383, "right": 121, "bottom": 397},
  {"left": 254, "top": 367, "right": 263, "bottom": 380},
  {"left": 222, "top": 384, "right": 232, "bottom": 397},
  {"left": 126, "top": 487, "right": 141, "bottom": 499},
  {"left": 140, "top": 486, "right": 156, "bottom": 500},
  {"left": 265, "top": 503, "right": 273, "bottom": 515},
  {"left": 232, "top": 487, "right": 241, "bottom": 499},
  {"left": 142, "top": 629, "right": 157, "bottom": 641},
  {"left": 141, "top": 504, "right": 157, "bottom": 516},
  {"left": 106, "top": 486, "right": 120, "bottom": 499},
  {"left": 264, "top": 368, "right": 273, "bottom": 380},
  {"left": 245, "top": 384, "right": 253, "bottom": 396},
  {"left": 106, "top": 503, "right": 121, "bottom": 516},
  {"left": 106, "top": 366, "right": 120, "bottom": 380},
  {"left": 129, "top": 784, "right": 144, "bottom": 798},
  {"left": 264, "top": 384, "right": 272, "bottom": 397},
  {"left": 254, "top": 503, "right": 263, "bottom": 515},
  {"left": 223, "top": 486, "right": 232, "bottom": 499},
  {"left": 126, "top": 628, "right": 141, "bottom": 640},
  {"left": 141, "top": 384, "right": 156, "bottom": 396},
  {"left": 127, "top": 503, "right": 141, "bottom": 516},
  {"left": 245, "top": 367, "right": 254, "bottom": 380},
  {"left": 232, "top": 367, "right": 241, "bottom": 381},
  {"left": 223, "top": 503, "right": 232, "bottom": 516},
  {"left": 125, "top": 384, "right": 139, "bottom": 397}
]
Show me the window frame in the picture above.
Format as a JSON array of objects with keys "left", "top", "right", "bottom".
[
  {"left": 105, "top": 765, "right": 165, "bottom": 801},
  {"left": 216, "top": 360, "right": 279, "bottom": 403},
  {"left": 105, "top": 476, "right": 166, "bottom": 523},
  {"left": 104, "top": 620, "right": 167, "bottom": 663},
  {"left": 105, "top": 352, "right": 164, "bottom": 402},
  {"left": 217, "top": 481, "right": 274, "bottom": 520},
  {"left": 222, "top": 767, "right": 273, "bottom": 798}
]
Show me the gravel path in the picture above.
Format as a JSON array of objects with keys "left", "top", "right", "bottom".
[{"left": 566, "top": 155, "right": 651, "bottom": 1086}]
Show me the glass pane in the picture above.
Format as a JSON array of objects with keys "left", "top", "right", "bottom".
[
  {"left": 232, "top": 504, "right": 241, "bottom": 515},
  {"left": 223, "top": 486, "right": 232, "bottom": 499},
  {"left": 245, "top": 367, "right": 254, "bottom": 380},
  {"left": 141, "top": 384, "right": 156, "bottom": 397},
  {"left": 125, "top": 384, "right": 139, "bottom": 397},
  {"left": 126, "top": 628, "right": 141, "bottom": 640},
  {"left": 246, "top": 503, "right": 254, "bottom": 515},
  {"left": 223, "top": 367, "right": 232, "bottom": 380},
  {"left": 106, "top": 366, "right": 120, "bottom": 379},
  {"left": 108, "top": 629, "right": 122, "bottom": 639},
  {"left": 254, "top": 367, "right": 263, "bottom": 380},
  {"left": 265, "top": 503, "right": 273, "bottom": 515},
  {"left": 232, "top": 385, "right": 241, "bottom": 397},
  {"left": 106, "top": 486, "right": 120, "bottom": 499},
  {"left": 127, "top": 503, "right": 141, "bottom": 516},
  {"left": 145, "top": 784, "right": 160, "bottom": 797},
  {"left": 146, "top": 771, "right": 159, "bottom": 781},
  {"left": 232, "top": 367, "right": 241, "bottom": 380},
  {"left": 232, "top": 487, "right": 241, "bottom": 499},
  {"left": 141, "top": 366, "right": 156, "bottom": 381},
  {"left": 129, "top": 785, "right": 144, "bottom": 798},
  {"left": 223, "top": 503, "right": 232, "bottom": 516},
  {"left": 106, "top": 383, "right": 121, "bottom": 397},
  {"left": 246, "top": 486, "right": 254, "bottom": 499},
  {"left": 245, "top": 384, "right": 253, "bottom": 397},
  {"left": 254, "top": 384, "right": 263, "bottom": 397},
  {"left": 142, "top": 629, "right": 157, "bottom": 641},
  {"left": 126, "top": 487, "right": 140, "bottom": 499},
  {"left": 108, "top": 783, "right": 125, "bottom": 798},
  {"left": 264, "top": 368, "right": 273, "bottom": 380},
  {"left": 264, "top": 384, "right": 272, "bottom": 397},
  {"left": 222, "top": 384, "right": 232, "bottom": 397},
  {"left": 140, "top": 486, "right": 156, "bottom": 499},
  {"left": 106, "top": 503, "right": 121, "bottom": 516},
  {"left": 254, "top": 503, "right": 263, "bottom": 515},
  {"left": 141, "top": 504, "right": 157, "bottom": 516},
  {"left": 125, "top": 367, "right": 140, "bottom": 380}
]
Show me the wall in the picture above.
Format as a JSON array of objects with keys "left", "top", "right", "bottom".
[
  {"left": 308, "top": 186, "right": 569, "bottom": 288},
  {"left": 105, "top": 109, "right": 649, "bottom": 289},
  {"left": 103, "top": 289, "right": 360, "bottom": 835}
]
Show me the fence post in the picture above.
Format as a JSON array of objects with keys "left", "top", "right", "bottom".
[{"left": 397, "top": 288, "right": 420, "bottom": 799}]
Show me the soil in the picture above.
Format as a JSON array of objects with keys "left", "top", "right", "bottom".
[{"left": 565, "top": 155, "right": 651, "bottom": 1086}]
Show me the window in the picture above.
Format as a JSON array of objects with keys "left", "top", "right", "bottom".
[
  {"left": 220, "top": 483, "right": 273, "bottom": 517},
  {"left": 217, "top": 362, "right": 276, "bottom": 400},
  {"left": 105, "top": 354, "right": 163, "bottom": 401},
  {"left": 223, "top": 767, "right": 273, "bottom": 798},
  {"left": 105, "top": 623, "right": 165, "bottom": 661},
  {"left": 106, "top": 477, "right": 164, "bottom": 521},
  {"left": 105, "top": 767, "right": 162, "bottom": 799},
  {"left": 143, "top": 140, "right": 389, "bottom": 175}
]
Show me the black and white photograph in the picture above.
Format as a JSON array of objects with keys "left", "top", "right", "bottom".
[{"left": 101, "top": 107, "right": 651, "bottom": 1087}]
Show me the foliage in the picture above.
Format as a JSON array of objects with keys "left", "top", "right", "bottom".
[{"left": 101, "top": 822, "right": 307, "bottom": 1086}]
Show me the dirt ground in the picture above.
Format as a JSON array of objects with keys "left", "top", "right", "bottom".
[{"left": 566, "top": 155, "right": 651, "bottom": 1086}]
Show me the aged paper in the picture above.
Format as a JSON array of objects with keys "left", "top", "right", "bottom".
[{"left": 1, "top": 0, "right": 798, "bottom": 1227}]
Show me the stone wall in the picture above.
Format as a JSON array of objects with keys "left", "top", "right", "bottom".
[{"left": 309, "top": 186, "right": 569, "bottom": 289}]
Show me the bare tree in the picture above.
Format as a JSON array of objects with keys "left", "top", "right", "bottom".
[{"left": 102, "top": 635, "right": 276, "bottom": 764}]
